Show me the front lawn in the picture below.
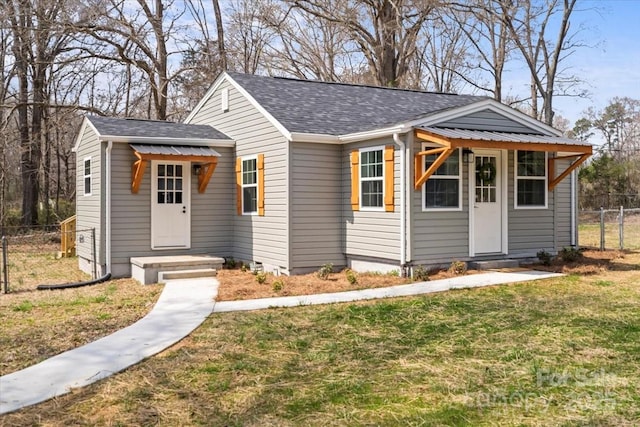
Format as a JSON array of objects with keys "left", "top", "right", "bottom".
[{"left": 4, "top": 251, "right": 640, "bottom": 426}]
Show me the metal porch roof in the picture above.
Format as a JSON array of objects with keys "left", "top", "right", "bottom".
[
  {"left": 130, "top": 144, "right": 221, "bottom": 157},
  {"left": 418, "top": 126, "right": 591, "bottom": 147}
]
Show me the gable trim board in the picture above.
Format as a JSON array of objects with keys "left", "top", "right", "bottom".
[{"left": 76, "top": 72, "right": 592, "bottom": 279}]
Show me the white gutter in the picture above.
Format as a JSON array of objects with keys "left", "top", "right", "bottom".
[
  {"left": 393, "top": 133, "right": 407, "bottom": 271},
  {"left": 571, "top": 169, "right": 576, "bottom": 246},
  {"left": 98, "top": 136, "right": 235, "bottom": 147},
  {"left": 105, "top": 141, "right": 113, "bottom": 275}
]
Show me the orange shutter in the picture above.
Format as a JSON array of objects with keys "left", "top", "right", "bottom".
[
  {"left": 257, "top": 154, "right": 265, "bottom": 216},
  {"left": 235, "top": 158, "right": 242, "bottom": 215},
  {"left": 350, "top": 150, "right": 359, "bottom": 211},
  {"left": 384, "top": 146, "right": 394, "bottom": 212}
]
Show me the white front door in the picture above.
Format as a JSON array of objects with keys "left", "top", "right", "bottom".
[
  {"left": 472, "top": 151, "right": 503, "bottom": 254},
  {"left": 151, "top": 161, "right": 190, "bottom": 249}
]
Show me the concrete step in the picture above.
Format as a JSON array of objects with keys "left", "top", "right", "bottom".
[
  {"left": 158, "top": 268, "right": 217, "bottom": 282},
  {"left": 131, "top": 255, "right": 225, "bottom": 284},
  {"left": 470, "top": 259, "right": 520, "bottom": 270}
]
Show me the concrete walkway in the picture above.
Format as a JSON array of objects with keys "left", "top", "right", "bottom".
[
  {"left": 0, "top": 277, "right": 218, "bottom": 415},
  {"left": 0, "top": 269, "right": 561, "bottom": 415}
]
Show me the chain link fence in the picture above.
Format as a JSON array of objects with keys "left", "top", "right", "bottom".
[
  {"left": 579, "top": 207, "right": 640, "bottom": 251},
  {"left": 0, "top": 226, "right": 95, "bottom": 294}
]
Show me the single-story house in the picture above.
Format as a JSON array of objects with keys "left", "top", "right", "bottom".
[{"left": 73, "top": 71, "right": 591, "bottom": 280}]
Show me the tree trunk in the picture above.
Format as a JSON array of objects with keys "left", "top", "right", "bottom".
[{"left": 212, "top": 0, "right": 227, "bottom": 70}]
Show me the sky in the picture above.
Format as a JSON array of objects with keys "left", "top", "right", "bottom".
[{"left": 552, "top": 0, "right": 640, "bottom": 127}]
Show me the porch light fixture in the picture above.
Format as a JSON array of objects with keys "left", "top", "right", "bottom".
[
  {"left": 192, "top": 163, "right": 202, "bottom": 176},
  {"left": 462, "top": 148, "right": 474, "bottom": 164}
]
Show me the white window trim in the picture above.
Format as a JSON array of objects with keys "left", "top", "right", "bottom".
[
  {"left": 422, "top": 144, "right": 463, "bottom": 212},
  {"left": 83, "top": 157, "right": 92, "bottom": 196},
  {"left": 359, "top": 145, "right": 385, "bottom": 211},
  {"left": 241, "top": 154, "right": 258, "bottom": 216},
  {"left": 514, "top": 150, "right": 548, "bottom": 210}
]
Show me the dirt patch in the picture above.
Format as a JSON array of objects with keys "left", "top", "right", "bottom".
[
  {"left": 218, "top": 250, "right": 640, "bottom": 302},
  {"left": 525, "top": 249, "right": 639, "bottom": 275},
  {"left": 216, "top": 265, "right": 477, "bottom": 301}
]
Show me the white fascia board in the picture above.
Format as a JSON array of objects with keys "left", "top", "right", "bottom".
[
  {"left": 99, "top": 136, "right": 236, "bottom": 147},
  {"left": 289, "top": 132, "right": 340, "bottom": 143},
  {"left": 184, "top": 72, "right": 226, "bottom": 124},
  {"left": 412, "top": 99, "right": 563, "bottom": 136},
  {"left": 338, "top": 124, "right": 412, "bottom": 143},
  {"left": 72, "top": 117, "right": 100, "bottom": 152},
  {"left": 225, "top": 75, "right": 293, "bottom": 140},
  {"left": 186, "top": 72, "right": 293, "bottom": 141}
]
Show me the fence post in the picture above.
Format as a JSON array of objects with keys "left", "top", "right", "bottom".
[
  {"left": 91, "top": 228, "right": 97, "bottom": 280},
  {"left": 2, "top": 236, "right": 8, "bottom": 293},
  {"left": 619, "top": 205, "right": 624, "bottom": 250},
  {"left": 600, "top": 206, "right": 605, "bottom": 251}
]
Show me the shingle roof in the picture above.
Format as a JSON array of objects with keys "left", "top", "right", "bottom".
[
  {"left": 227, "top": 72, "right": 488, "bottom": 135},
  {"left": 87, "top": 116, "right": 231, "bottom": 140}
]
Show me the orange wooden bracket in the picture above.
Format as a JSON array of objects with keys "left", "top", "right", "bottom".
[
  {"left": 197, "top": 160, "right": 217, "bottom": 193},
  {"left": 131, "top": 158, "right": 147, "bottom": 194},
  {"left": 548, "top": 153, "right": 590, "bottom": 191},
  {"left": 414, "top": 148, "right": 453, "bottom": 189}
]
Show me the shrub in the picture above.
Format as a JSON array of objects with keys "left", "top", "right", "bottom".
[
  {"left": 559, "top": 247, "right": 582, "bottom": 263},
  {"left": 224, "top": 257, "right": 237, "bottom": 269},
  {"left": 272, "top": 279, "right": 284, "bottom": 292},
  {"left": 387, "top": 269, "right": 400, "bottom": 277},
  {"left": 255, "top": 272, "right": 267, "bottom": 284},
  {"left": 240, "top": 263, "right": 248, "bottom": 273},
  {"left": 317, "top": 263, "right": 333, "bottom": 280},
  {"left": 536, "top": 250, "right": 553, "bottom": 266},
  {"left": 448, "top": 260, "right": 467, "bottom": 275},
  {"left": 413, "top": 265, "right": 430, "bottom": 282},
  {"left": 345, "top": 269, "right": 358, "bottom": 285}
]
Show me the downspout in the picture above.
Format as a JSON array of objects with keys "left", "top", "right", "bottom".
[
  {"left": 393, "top": 133, "right": 406, "bottom": 272},
  {"left": 105, "top": 140, "right": 113, "bottom": 275},
  {"left": 570, "top": 169, "right": 576, "bottom": 247},
  {"left": 37, "top": 141, "right": 114, "bottom": 289}
]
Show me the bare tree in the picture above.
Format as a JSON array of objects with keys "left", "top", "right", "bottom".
[
  {"left": 498, "top": 0, "right": 580, "bottom": 125},
  {"left": 289, "top": 0, "right": 437, "bottom": 87},
  {"left": 75, "top": 0, "right": 188, "bottom": 120}
]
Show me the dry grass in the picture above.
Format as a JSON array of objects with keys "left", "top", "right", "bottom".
[
  {"left": 0, "top": 279, "right": 162, "bottom": 375},
  {"left": 2, "top": 251, "right": 639, "bottom": 426}
]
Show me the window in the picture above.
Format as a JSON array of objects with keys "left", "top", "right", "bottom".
[
  {"left": 83, "top": 158, "right": 92, "bottom": 196},
  {"left": 236, "top": 154, "right": 264, "bottom": 216},
  {"left": 242, "top": 157, "right": 258, "bottom": 214},
  {"left": 515, "top": 151, "right": 547, "bottom": 208},
  {"left": 156, "top": 163, "right": 183, "bottom": 204},
  {"left": 423, "top": 148, "right": 461, "bottom": 210},
  {"left": 360, "top": 148, "right": 384, "bottom": 209}
]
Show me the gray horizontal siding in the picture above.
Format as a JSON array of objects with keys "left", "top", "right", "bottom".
[
  {"left": 75, "top": 124, "right": 104, "bottom": 269},
  {"left": 435, "top": 109, "right": 542, "bottom": 134},
  {"left": 507, "top": 151, "right": 555, "bottom": 254},
  {"left": 109, "top": 143, "right": 234, "bottom": 276},
  {"left": 188, "top": 78, "right": 289, "bottom": 269},
  {"left": 411, "top": 135, "right": 470, "bottom": 263},
  {"left": 343, "top": 137, "right": 401, "bottom": 262},
  {"left": 290, "top": 143, "right": 344, "bottom": 268},
  {"left": 554, "top": 158, "right": 573, "bottom": 249}
]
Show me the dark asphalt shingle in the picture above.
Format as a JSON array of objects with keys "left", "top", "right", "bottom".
[
  {"left": 88, "top": 116, "right": 231, "bottom": 140},
  {"left": 227, "top": 72, "right": 488, "bottom": 135}
]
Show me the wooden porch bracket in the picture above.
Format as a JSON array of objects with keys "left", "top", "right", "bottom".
[
  {"left": 414, "top": 148, "right": 454, "bottom": 189},
  {"left": 197, "top": 161, "right": 218, "bottom": 193},
  {"left": 131, "top": 159, "right": 147, "bottom": 194},
  {"left": 131, "top": 150, "right": 220, "bottom": 194},
  {"left": 548, "top": 153, "right": 590, "bottom": 191}
]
